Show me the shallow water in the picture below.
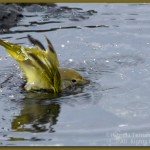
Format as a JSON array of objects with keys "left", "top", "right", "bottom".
[{"left": 1, "top": 3, "right": 150, "bottom": 146}]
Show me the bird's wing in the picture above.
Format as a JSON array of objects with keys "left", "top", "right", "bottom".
[
  {"left": 0, "top": 39, "right": 61, "bottom": 93},
  {"left": 27, "top": 35, "right": 59, "bottom": 67}
]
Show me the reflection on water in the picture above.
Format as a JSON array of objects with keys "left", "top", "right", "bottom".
[
  {"left": 12, "top": 100, "right": 60, "bottom": 133},
  {"left": 11, "top": 85, "right": 99, "bottom": 134}
]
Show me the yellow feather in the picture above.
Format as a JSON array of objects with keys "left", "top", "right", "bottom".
[{"left": 0, "top": 35, "right": 90, "bottom": 93}]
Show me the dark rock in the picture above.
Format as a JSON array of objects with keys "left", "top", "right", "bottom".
[
  {"left": 0, "top": 3, "right": 57, "bottom": 31},
  {"left": 0, "top": 3, "right": 97, "bottom": 32},
  {"left": 0, "top": 3, "right": 23, "bottom": 30},
  {"left": 19, "top": 3, "right": 57, "bottom": 7}
]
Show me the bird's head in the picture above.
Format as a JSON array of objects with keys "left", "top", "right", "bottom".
[{"left": 58, "top": 67, "right": 90, "bottom": 90}]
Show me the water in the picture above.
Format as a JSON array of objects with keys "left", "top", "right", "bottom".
[{"left": 0, "top": 3, "right": 150, "bottom": 146}]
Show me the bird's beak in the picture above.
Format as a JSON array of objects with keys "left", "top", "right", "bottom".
[{"left": 82, "top": 78, "right": 91, "bottom": 85}]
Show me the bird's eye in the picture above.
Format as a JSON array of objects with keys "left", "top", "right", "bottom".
[{"left": 72, "top": 79, "right": 76, "bottom": 83}]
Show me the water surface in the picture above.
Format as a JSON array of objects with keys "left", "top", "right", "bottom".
[{"left": 1, "top": 3, "right": 150, "bottom": 146}]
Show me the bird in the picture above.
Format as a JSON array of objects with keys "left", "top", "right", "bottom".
[{"left": 0, "top": 35, "right": 90, "bottom": 93}]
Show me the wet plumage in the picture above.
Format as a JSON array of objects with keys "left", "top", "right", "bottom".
[{"left": 0, "top": 35, "right": 90, "bottom": 93}]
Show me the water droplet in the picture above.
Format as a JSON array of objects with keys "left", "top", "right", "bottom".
[
  {"left": 0, "top": 89, "right": 2, "bottom": 93},
  {"left": 9, "top": 95, "right": 14, "bottom": 98},
  {"left": 92, "top": 47, "right": 97, "bottom": 50},
  {"left": 131, "top": 70, "right": 135, "bottom": 73},
  {"left": 17, "top": 51, "right": 20, "bottom": 54},
  {"left": 21, "top": 46, "right": 28, "bottom": 59},
  {"left": 67, "top": 40, "right": 70, "bottom": 43},
  {"left": 24, "top": 57, "right": 28, "bottom": 60},
  {"left": 118, "top": 124, "right": 128, "bottom": 128},
  {"left": 61, "top": 44, "right": 65, "bottom": 48},
  {"left": 106, "top": 60, "right": 109, "bottom": 63},
  {"left": 31, "top": 82, "right": 35, "bottom": 85},
  {"left": 69, "top": 59, "right": 73, "bottom": 62}
]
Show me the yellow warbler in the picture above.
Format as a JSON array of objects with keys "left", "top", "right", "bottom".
[{"left": 0, "top": 35, "right": 90, "bottom": 93}]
